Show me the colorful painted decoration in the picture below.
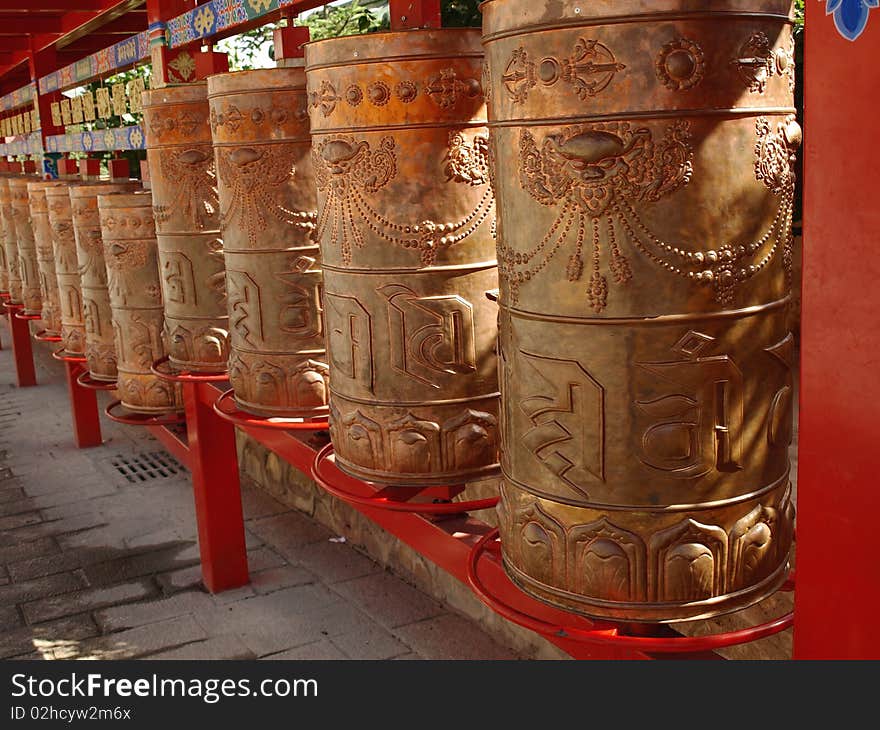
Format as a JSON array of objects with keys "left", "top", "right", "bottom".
[
  {"left": 50, "top": 102, "right": 62, "bottom": 127},
  {"left": 823, "top": 0, "right": 879, "bottom": 41}
]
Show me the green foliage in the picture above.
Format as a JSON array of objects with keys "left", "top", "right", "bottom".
[
  {"left": 218, "top": 24, "right": 276, "bottom": 71},
  {"left": 442, "top": 0, "right": 481, "bottom": 27},
  {"left": 794, "top": 0, "right": 805, "bottom": 32},
  {"left": 300, "top": 1, "right": 389, "bottom": 41}
]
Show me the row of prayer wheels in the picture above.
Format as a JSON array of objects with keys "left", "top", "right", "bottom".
[{"left": 0, "top": 1, "right": 798, "bottom": 624}]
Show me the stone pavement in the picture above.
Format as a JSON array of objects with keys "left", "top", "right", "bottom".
[{"left": 0, "top": 331, "right": 519, "bottom": 660}]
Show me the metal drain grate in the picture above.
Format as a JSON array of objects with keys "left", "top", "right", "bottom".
[{"left": 110, "top": 451, "right": 184, "bottom": 484}]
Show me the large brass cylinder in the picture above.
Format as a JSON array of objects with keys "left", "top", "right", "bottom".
[
  {"left": 46, "top": 184, "right": 85, "bottom": 356},
  {"left": 9, "top": 177, "right": 41, "bottom": 315},
  {"left": 305, "top": 30, "right": 499, "bottom": 486},
  {"left": 0, "top": 174, "right": 18, "bottom": 301},
  {"left": 98, "top": 190, "right": 182, "bottom": 413},
  {"left": 483, "top": 0, "right": 798, "bottom": 622},
  {"left": 70, "top": 181, "right": 140, "bottom": 381},
  {"left": 27, "top": 182, "right": 65, "bottom": 338},
  {"left": 143, "top": 83, "right": 230, "bottom": 374},
  {"left": 207, "top": 67, "right": 328, "bottom": 417}
]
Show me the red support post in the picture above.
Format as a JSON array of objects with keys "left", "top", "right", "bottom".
[
  {"left": 181, "top": 381, "right": 248, "bottom": 593},
  {"left": 795, "top": 6, "right": 880, "bottom": 659},
  {"left": 63, "top": 360, "right": 102, "bottom": 448},
  {"left": 7, "top": 308, "right": 36, "bottom": 387}
]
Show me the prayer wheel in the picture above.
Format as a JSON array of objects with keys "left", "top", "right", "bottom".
[
  {"left": 70, "top": 181, "right": 140, "bottom": 381},
  {"left": 27, "top": 181, "right": 64, "bottom": 337},
  {"left": 0, "top": 169, "right": 12, "bottom": 297},
  {"left": 9, "top": 177, "right": 41, "bottom": 315},
  {"left": 98, "top": 190, "right": 182, "bottom": 413},
  {"left": 305, "top": 30, "right": 499, "bottom": 486},
  {"left": 46, "top": 184, "right": 85, "bottom": 356},
  {"left": 143, "top": 83, "right": 230, "bottom": 374},
  {"left": 207, "top": 67, "right": 328, "bottom": 418},
  {"left": 483, "top": 0, "right": 798, "bottom": 621}
]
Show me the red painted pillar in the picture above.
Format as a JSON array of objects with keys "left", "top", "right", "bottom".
[
  {"left": 64, "top": 361, "right": 102, "bottom": 448},
  {"left": 795, "top": 6, "right": 880, "bottom": 658},
  {"left": 7, "top": 307, "right": 36, "bottom": 387},
  {"left": 182, "top": 381, "right": 248, "bottom": 593}
]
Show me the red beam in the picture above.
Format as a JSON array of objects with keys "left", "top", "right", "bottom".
[{"left": 0, "top": 2, "right": 112, "bottom": 9}]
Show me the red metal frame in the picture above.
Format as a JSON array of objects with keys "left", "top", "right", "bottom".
[
  {"left": 312, "top": 443, "right": 501, "bottom": 515},
  {"left": 213, "top": 387, "right": 329, "bottom": 431},
  {"left": 467, "top": 529, "right": 794, "bottom": 654}
]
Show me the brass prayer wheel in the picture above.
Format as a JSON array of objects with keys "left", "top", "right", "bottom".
[
  {"left": 0, "top": 173, "right": 17, "bottom": 301},
  {"left": 483, "top": 0, "right": 798, "bottom": 622},
  {"left": 98, "top": 190, "right": 182, "bottom": 413},
  {"left": 27, "top": 181, "right": 65, "bottom": 337},
  {"left": 9, "top": 177, "right": 41, "bottom": 315},
  {"left": 46, "top": 184, "right": 85, "bottom": 356},
  {"left": 207, "top": 67, "right": 328, "bottom": 418},
  {"left": 70, "top": 181, "right": 140, "bottom": 381},
  {"left": 305, "top": 30, "right": 499, "bottom": 486},
  {"left": 143, "top": 83, "right": 230, "bottom": 374}
]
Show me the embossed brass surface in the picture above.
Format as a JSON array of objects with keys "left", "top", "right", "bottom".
[
  {"left": 70, "top": 181, "right": 141, "bottom": 380},
  {"left": 305, "top": 30, "right": 499, "bottom": 486},
  {"left": 143, "top": 83, "right": 230, "bottom": 374},
  {"left": 27, "top": 181, "right": 65, "bottom": 337},
  {"left": 9, "top": 177, "right": 42, "bottom": 315},
  {"left": 207, "top": 67, "right": 328, "bottom": 417},
  {"left": 98, "top": 190, "right": 182, "bottom": 413},
  {"left": 483, "top": 0, "right": 798, "bottom": 622},
  {"left": 46, "top": 184, "right": 86, "bottom": 356},
  {"left": 0, "top": 174, "right": 21, "bottom": 303}
]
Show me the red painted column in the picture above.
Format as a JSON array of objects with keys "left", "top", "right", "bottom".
[
  {"left": 7, "top": 307, "right": 36, "bottom": 387},
  {"left": 182, "top": 381, "right": 248, "bottom": 593},
  {"left": 795, "top": 7, "right": 880, "bottom": 659},
  {"left": 64, "top": 361, "right": 102, "bottom": 448}
]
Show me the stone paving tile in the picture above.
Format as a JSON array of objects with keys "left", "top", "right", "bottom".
[
  {"left": 0, "top": 615, "right": 100, "bottom": 660},
  {"left": 287, "top": 541, "right": 382, "bottom": 584},
  {"left": 82, "top": 543, "right": 201, "bottom": 587},
  {"left": 155, "top": 564, "right": 204, "bottom": 595},
  {"left": 392, "top": 614, "right": 519, "bottom": 661},
  {"left": 146, "top": 635, "right": 256, "bottom": 661},
  {"left": 246, "top": 511, "right": 333, "bottom": 555},
  {"left": 246, "top": 546, "right": 287, "bottom": 574},
  {"left": 250, "top": 565, "right": 315, "bottom": 595},
  {"left": 95, "top": 591, "right": 216, "bottom": 633},
  {"left": 0, "top": 511, "right": 43, "bottom": 531},
  {"left": 330, "top": 571, "right": 446, "bottom": 629},
  {"left": 0, "top": 604, "right": 22, "bottom": 631},
  {"left": 22, "top": 580, "right": 157, "bottom": 624},
  {"left": 0, "top": 496, "right": 37, "bottom": 517},
  {"left": 330, "top": 621, "right": 411, "bottom": 660},
  {"left": 0, "top": 535, "right": 58, "bottom": 566},
  {"left": 1, "top": 513, "right": 109, "bottom": 546},
  {"left": 7, "top": 545, "right": 123, "bottom": 582},
  {"left": 0, "top": 570, "right": 89, "bottom": 605},
  {"left": 68, "top": 616, "right": 207, "bottom": 660},
  {"left": 263, "top": 640, "right": 348, "bottom": 660},
  {"left": 0, "top": 485, "right": 25, "bottom": 504},
  {"left": 241, "top": 489, "right": 290, "bottom": 520}
]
